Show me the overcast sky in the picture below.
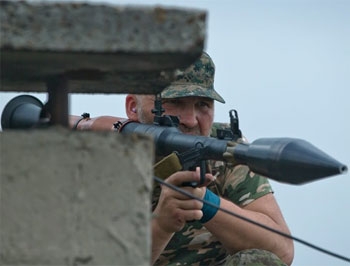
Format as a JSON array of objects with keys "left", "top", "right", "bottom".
[{"left": 1, "top": 1, "right": 349, "bottom": 265}]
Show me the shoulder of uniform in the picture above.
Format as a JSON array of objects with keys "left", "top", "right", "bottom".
[{"left": 210, "top": 122, "right": 230, "bottom": 138}]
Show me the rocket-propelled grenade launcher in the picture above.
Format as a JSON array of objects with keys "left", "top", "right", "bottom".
[
  {"left": 1, "top": 95, "right": 348, "bottom": 185},
  {"left": 114, "top": 97, "right": 347, "bottom": 185},
  {"left": 116, "top": 119, "right": 347, "bottom": 185}
]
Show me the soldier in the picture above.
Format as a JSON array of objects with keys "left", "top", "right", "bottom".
[{"left": 71, "top": 52, "right": 294, "bottom": 265}]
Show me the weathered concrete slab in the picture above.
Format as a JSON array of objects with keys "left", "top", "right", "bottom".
[
  {"left": 0, "top": 128, "right": 153, "bottom": 265},
  {"left": 0, "top": 1, "right": 206, "bottom": 93}
]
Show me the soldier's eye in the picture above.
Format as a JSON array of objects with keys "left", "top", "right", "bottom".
[
  {"left": 198, "top": 101, "right": 212, "bottom": 108},
  {"left": 163, "top": 99, "right": 180, "bottom": 105}
]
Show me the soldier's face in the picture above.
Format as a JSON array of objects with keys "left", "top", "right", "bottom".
[{"left": 136, "top": 95, "right": 214, "bottom": 136}]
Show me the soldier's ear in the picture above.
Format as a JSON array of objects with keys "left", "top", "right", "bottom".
[{"left": 125, "top": 95, "right": 138, "bottom": 120}]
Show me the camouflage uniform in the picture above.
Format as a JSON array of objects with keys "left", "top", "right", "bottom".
[
  {"left": 153, "top": 53, "right": 287, "bottom": 266},
  {"left": 152, "top": 134, "right": 283, "bottom": 265},
  {"left": 224, "top": 249, "right": 287, "bottom": 266}
]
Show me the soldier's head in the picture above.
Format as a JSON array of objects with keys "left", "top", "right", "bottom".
[{"left": 126, "top": 52, "right": 225, "bottom": 136}]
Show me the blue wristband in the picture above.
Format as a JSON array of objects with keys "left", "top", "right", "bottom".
[{"left": 200, "top": 189, "right": 220, "bottom": 223}]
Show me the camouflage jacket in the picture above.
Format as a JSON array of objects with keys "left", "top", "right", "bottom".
[{"left": 153, "top": 123, "right": 273, "bottom": 266}]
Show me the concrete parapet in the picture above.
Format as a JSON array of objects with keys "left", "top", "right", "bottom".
[
  {"left": 0, "top": 2, "right": 208, "bottom": 265},
  {"left": 0, "top": 128, "right": 153, "bottom": 265},
  {"left": 0, "top": 1, "right": 206, "bottom": 94}
]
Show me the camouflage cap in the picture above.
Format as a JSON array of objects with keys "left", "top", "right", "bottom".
[{"left": 161, "top": 52, "right": 225, "bottom": 103}]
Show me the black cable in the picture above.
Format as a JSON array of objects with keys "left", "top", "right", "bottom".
[{"left": 153, "top": 176, "right": 350, "bottom": 263}]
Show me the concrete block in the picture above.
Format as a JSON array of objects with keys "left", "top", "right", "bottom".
[
  {"left": 0, "top": 128, "right": 153, "bottom": 265},
  {"left": 0, "top": 1, "right": 206, "bottom": 94}
]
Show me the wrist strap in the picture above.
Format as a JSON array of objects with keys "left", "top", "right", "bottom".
[
  {"left": 73, "top": 112, "right": 90, "bottom": 130},
  {"left": 200, "top": 189, "right": 220, "bottom": 223}
]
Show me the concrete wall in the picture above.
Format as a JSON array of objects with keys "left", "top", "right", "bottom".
[
  {"left": 0, "top": 128, "right": 153, "bottom": 265},
  {"left": 0, "top": 1, "right": 206, "bottom": 94},
  {"left": 0, "top": 2, "right": 207, "bottom": 265}
]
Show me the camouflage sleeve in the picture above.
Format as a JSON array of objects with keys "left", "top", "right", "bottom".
[
  {"left": 212, "top": 163, "right": 273, "bottom": 206},
  {"left": 210, "top": 122, "right": 273, "bottom": 206}
]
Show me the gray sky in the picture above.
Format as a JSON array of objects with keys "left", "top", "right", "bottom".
[{"left": 1, "top": 0, "right": 349, "bottom": 265}]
